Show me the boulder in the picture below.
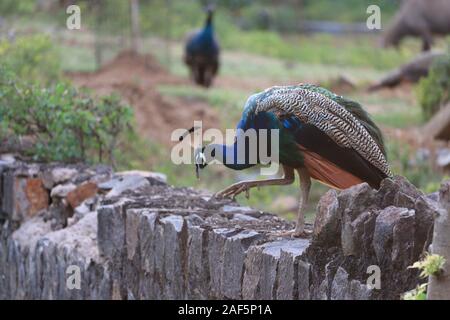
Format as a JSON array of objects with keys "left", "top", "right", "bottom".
[
  {"left": 99, "top": 174, "right": 151, "bottom": 198},
  {"left": 50, "top": 183, "right": 76, "bottom": 198},
  {"left": 42, "top": 168, "right": 78, "bottom": 189},
  {"left": 66, "top": 182, "right": 98, "bottom": 209}
]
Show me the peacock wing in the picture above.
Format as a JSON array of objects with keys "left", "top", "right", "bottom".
[{"left": 255, "top": 86, "right": 392, "bottom": 177}]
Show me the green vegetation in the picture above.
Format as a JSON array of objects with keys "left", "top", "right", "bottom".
[
  {"left": 386, "top": 140, "right": 442, "bottom": 189},
  {"left": 0, "top": 36, "right": 134, "bottom": 166},
  {"left": 0, "top": 71, "right": 133, "bottom": 165},
  {"left": 300, "top": 0, "right": 398, "bottom": 23},
  {"left": 0, "top": 35, "right": 60, "bottom": 84},
  {"left": 403, "top": 283, "right": 427, "bottom": 300},
  {"left": 223, "top": 33, "right": 414, "bottom": 70},
  {"left": 403, "top": 253, "right": 446, "bottom": 300},
  {"left": 409, "top": 252, "right": 446, "bottom": 279},
  {"left": 0, "top": 0, "right": 35, "bottom": 15},
  {"left": 417, "top": 53, "right": 450, "bottom": 120},
  {"left": 139, "top": 0, "right": 398, "bottom": 35}
]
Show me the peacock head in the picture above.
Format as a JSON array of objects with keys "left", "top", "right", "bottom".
[
  {"left": 194, "top": 146, "right": 207, "bottom": 179},
  {"left": 205, "top": 4, "right": 215, "bottom": 24},
  {"left": 179, "top": 126, "right": 210, "bottom": 179}
]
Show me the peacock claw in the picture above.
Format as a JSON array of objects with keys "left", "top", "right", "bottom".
[{"left": 216, "top": 182, "right": 254, "bottom": 199}]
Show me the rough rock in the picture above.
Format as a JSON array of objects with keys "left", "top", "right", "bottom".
[
  {"left": 313, "top": 189, "right": 339, "bottom": 243},
  {"left": 50, "top": 183, "right": 76, "bottom": 198},
  {"left": 2, "top": 170, "right": 49, "bottom": 223},
  {"left": 100, "top": 175, "right": 151, "bottom": 198},
  {"left": 116, "top": 170, "right": 167, "bottom": 183},
  {"left": 66, "top": 182, "right": 98, "bottom": 209},
  {"left": 23, "top": 178, "right": 49, "bottom": 217},
  {"left": 0, "top": 162, "right": 443, "bottom": 300},
  {"left": 42, "top": 168, "right": 78, "bottom": 189},
  {"left": 427, "top": 181, "right": 450, "bottom": 299}
]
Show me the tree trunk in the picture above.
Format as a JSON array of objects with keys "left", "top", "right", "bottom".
[
  {"left": 423, "top": 102, "right": 450, "bottom": 141},
  {"left": 129, "top": 0, "right": 141, "bottom": 53},
  {"left": 427, "top": 181, "right": 450, "bottom": 299},
  {"left": 165, "top": 0, "right": 172, "bottom": 69},
  {"left": 93, "top": 0, "right": 104, "bottom": 69}
]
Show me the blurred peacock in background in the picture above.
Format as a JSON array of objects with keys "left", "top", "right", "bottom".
[
  {"left": 184, "top": 6, "right": 220, "bottom": 88},
  {"left": 184, "top": 84, "right": 392, "bottom": 237}
]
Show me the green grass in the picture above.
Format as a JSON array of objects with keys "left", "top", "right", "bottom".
[
  {"left": 386, "top": 140, "right": 443, "bottom": 191},
  {"left": 300, "top": 0, "right": 398, "bottom": 23},
  {"left": 222, "top": 32, "right": 417, "bottom": 70},
  {"left": 349, "top": 93, "right": 423, "bottom": 128},
  {"left": 151, "top": 38, "right": 388, "bottom": 84},
  {"left": 56, "top": 44, "right": 97, "bottom": 72},
  {"left": 373, "top": 110, "right": 422, "bottom": 128}
]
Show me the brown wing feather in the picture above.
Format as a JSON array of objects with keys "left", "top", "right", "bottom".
[{"left": 298, "top": 144, "right": 364, "bottom": 190}]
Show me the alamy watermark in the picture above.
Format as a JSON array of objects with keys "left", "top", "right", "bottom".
[
  {"left": 66, "top": 5, "right": 81, "bottom": 30},
  {"left": 66, "top": 265, "right": 81, "bottom": 290},
  {"left": 171, "top": 121, "right": 280, "bottom": 176},
  {"left": 366, "top": 5, "right": 381, "bottom": 30},
  {"left": 366, "top": 265, "right": 381, "bottom": 290}
]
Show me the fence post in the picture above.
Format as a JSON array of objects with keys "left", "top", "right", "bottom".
[
  {"left": 94, "top": 0, "right": 104, "bottom": 69},
  {"left": 166, "top": 0, "right": 172, "bottom": 69},
  {"left": 427, "top": 181, "right": 450, "bottom": 299},
  {"left": 130, "top": 0, "right": 141, "bottom": 53}
]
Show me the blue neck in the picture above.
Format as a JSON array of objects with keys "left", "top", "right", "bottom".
[
  {"left": 202, "top": 24, "right": 214, "bottom": 37},
  {"left": 205, "top": 11, "right": 213, "bottom": 28},
  {"left": 206, "top": 143, "right": 256, "bottom": 171},
  {"left": 222, "top": 143, "right": 256, "bottom": 170}
]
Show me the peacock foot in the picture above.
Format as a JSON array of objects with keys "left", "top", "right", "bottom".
[{"left": 215, "top": 182, "right": 255, "bottom": 199}]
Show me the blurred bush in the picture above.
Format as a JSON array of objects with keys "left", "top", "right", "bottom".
[
  {"left": 0, "top": 35, "right": 60, "bottom": 84},
  {"left": 417, "top": 53, "right": 450, "bottom": 120},
  {"left": 91, "top": 0, "right": 400, "bottom": 38},
  {"left": 0, "top": 0, "right": 35, "bottom": 15},
  {"left": 302, "top": 0, "right": 398, "bottom": 23},
  {"left": 0, "top": 70, "right": 134, "bottom": 165},
  {"left": 386, "top": 139, "right": 442, "bottom": 192}
]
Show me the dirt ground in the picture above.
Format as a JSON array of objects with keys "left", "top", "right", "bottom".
[{"left": 67, "top": 51, "right": 219, "bottom": 146}]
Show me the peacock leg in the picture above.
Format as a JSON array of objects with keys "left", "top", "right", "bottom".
[
  {"left": 293, "top": 168, "right": 312, "bottom": 237},
  {"left": 215, "top": 166, "right": 295, "bottom": 199},
  {"left": 271, "top": 168, "right": 312, "bottom": 238}
]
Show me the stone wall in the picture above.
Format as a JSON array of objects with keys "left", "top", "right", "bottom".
[{"left": 0, "top": 158, "right": 443, "bottom": 300}]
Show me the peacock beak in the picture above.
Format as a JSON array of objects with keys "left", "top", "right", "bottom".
[{"left": 194, "top": 151, "right": 206, "bottom": 180}]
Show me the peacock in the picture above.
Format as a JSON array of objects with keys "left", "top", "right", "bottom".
[
  {"left": 183, "top": 84, "right": 392, "bottom": 237},
  {"left": 184, "top": 6, "right": 220, "bottom": 88}
]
